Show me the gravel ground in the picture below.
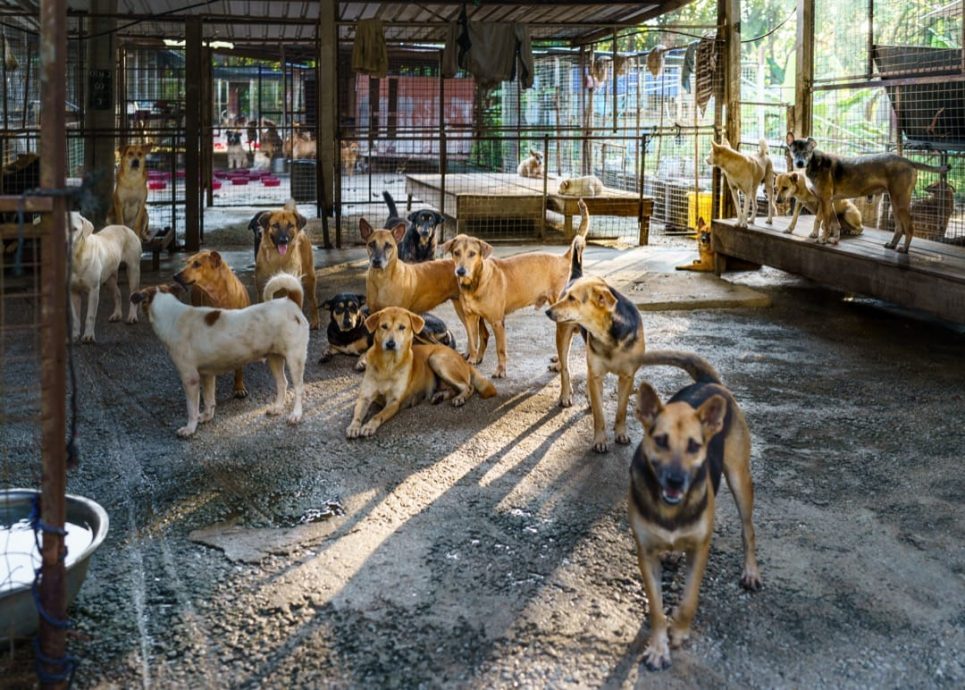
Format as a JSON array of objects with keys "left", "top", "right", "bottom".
[{"left": 2, "top": 241, "right": 964, "bottom": 689}]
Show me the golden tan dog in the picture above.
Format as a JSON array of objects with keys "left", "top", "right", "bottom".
[
  {"left": 706, "top": 139, "right": 775, "bottom": 228},
  {"left": 174, "top": 250, "right": 252, "bottom": 398},
  {"left": 441, "top": 200, "right": 590, "bottom": 378},
  {"left": 284, "top": 130, "right": 317, "bottom": 159},
  {"left": 109, "top": 143, "right": 152, "bottom": 240},
  {"left": 346, "top": 307, "right": 496, "bottom": 439},
  {"left": 341, "top": 141, "right": 360, "bottom": 175},
  {"left": 629, "top": 350, "right": 761, "bottom": 671},
  {"left": 254, "top": 199, "right": 319, "bottom": 329},
  {"left": 774, "top": 171, "right": 863, "bottom": 238},
  {"left": 675, "top": 217, "right": 715, "bottom": 272}
]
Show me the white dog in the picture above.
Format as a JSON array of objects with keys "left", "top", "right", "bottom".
[
  {"left": 131, "top": 273, "right": 309, "bottom": 438},
  {"left": 68, "top": 212, "right": 142, "bottom": 343},
  {"left": 705, "top": 139, "right": 775, "bottom": 228},
  {"left": 558, "top": 175, "right": 603, "bottom": 197},
  {"left": 517, "top": 150, "right": 544, "bottom": 178}
]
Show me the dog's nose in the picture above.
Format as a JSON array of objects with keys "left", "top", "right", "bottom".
[
  {"left": 456, "top": 267, "right": 466, "bottom": 277},
  {"left": 795, "top": 161, "right": 804, "bottom": 168},
  {"left": 385, "top": 339, "right": 396, "bottom": 350},
  {"left": 544, "top": 308, "right": 553, "bottom": 318}
]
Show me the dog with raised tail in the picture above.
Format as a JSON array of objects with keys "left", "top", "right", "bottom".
[
  {"left": 706, "top": 138, "right": 775, "bottom": 228},
  {"left": 131, "top": 273, "right": 309, "bottom": 438}
]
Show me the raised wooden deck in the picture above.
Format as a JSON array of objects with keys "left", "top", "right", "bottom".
[
  {"left": 712, "top": 215, "right": 965, "bottom": 323},
  {"left": 405, "top": 173, "right": 654, "bottom": 244}
]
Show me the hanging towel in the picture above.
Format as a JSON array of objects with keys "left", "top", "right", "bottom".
[
  {"left": 352, "top": 18, "right": 388, "bottom": 78},
  {"left": 680, "top": 41, "right": 698, "bottom": 93},
  {"left": 694, "top": 35, "right": 719, "bottom": 116},
  {"left": 442, "top": 21, "right": 534, "bottom": 90}
]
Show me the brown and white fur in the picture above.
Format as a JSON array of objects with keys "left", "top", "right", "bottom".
[
  {"left": 346, "top": 307, "right": 496, "bottom": 439},
  {"left": 68, "top": 212, "right": 142, "bottom": 343},
  {"left": 775, "top": 171, "right": 863, "bottom": 238},
  {"left": 131, "top": 274, "right": 309, "bottom": 438},
  {"left": 786, "top": 132, "right": 947, "bottom": 251},
  {"left": 109, "top": 143, "right": 152, "bottom": 240},
  {"left": 558, "top": 175, "right": 603, "bottom": 197},
  {"left": 630, "top": 350, "right": 761, "bottom": 671},
  {"left": 517, "top": 149, "right": 544, "bottom": 178},
  {"left": 254, "top": 199, "right": 319, "bottom": 329},
  {"left": 441, "top": 200, "right": 590, "bottom": 379},
  {"left": 706, "top": 138, "right": 775, "bottom": 228},
  {"left": 174, "top": 250, "right": 252, "bottom": 398}
]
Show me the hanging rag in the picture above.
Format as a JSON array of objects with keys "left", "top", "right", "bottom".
[
  {"left": 694, "top": 35, "right": 719, "bottom": 116},
  {"left": 442, "top": 21, "right": 534, "bottom": 90},
  {"left": 352, "top": 18, "right": 388, "bottom": 78},
  {"left": 680, "top": 41, "right": 698, "bottom": 93}
]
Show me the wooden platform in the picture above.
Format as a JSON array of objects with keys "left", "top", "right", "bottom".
[
  {"left": 405, "top": 173, "right": 654, "bottom": 243},
  {"left": 712, "top": 215, "right": 965, "bottom": 323}
]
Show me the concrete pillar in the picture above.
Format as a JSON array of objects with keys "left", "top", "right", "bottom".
[{"left": 83, "top": 0, "right": 117, "bottom": 227}]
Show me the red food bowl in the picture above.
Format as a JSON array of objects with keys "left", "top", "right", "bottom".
[
  {"left": 176, "top": 170, "right": 186, "bottom": 179},
  {"left": 211, "top": 181, "right": 222, "bottom": 190},
  {"left": 148, "top": 181, "right": 166, "bottom": 191},
  {"left": 231, "top": 177, "right": 248, "bottom": 186},
  {"left": 214, "top": 170, "right": 229, "bottom": 179},
  {"left": 262, "top": 177, "right": 281, "bottom": 187}
]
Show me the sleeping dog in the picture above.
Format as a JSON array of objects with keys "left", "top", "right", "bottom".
[{"left": 383, "top": 191, "right": 444, "bottom": 263}]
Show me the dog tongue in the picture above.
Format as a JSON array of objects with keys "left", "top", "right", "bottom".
[{"left": 278, "top": 242, "right": 288, "bottom": 256}]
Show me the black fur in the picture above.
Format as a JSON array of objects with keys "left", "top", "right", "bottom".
[
  {"left": 585, "top": 286, "right": 642, "bottom": 358},
  {"left": 226, "top": 130, "right": 243, "bottom": 147},
  {"left": 666, "top": 381, "right": 735, "bottom": 496},
  {"left": 630, "top": 449, "right": 710, "bottom": 531},
  {"left": 419, "top": 312, "right": 458, "bottom": 351},
  {"left": 320, "top": 293, "right": 370, "bottom": 363},
  {"left": 249, "top": 210, "right": 272, "bottom": 260},
  {"left": 383, "top": 191, "right": 444, "bottom": 263}
]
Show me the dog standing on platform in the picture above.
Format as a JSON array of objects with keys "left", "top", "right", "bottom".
[
  {"left": 706, "top": 138, "right": 775, "bottom": 228},
  {"left": 774, "top": 171, "right": 863, "bottom": 238}
]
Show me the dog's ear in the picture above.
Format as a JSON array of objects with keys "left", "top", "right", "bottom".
[
  {"left": 805, "top": 137, "right": 816, "bottom": 152},
  {"left": 591, "top": 284, "right": 617, "bottom": 310},
  {"left": 356, "top": 294, "right": 366, "bottom": 306},
  {"left": 785, "top": 131, "right": 796, "bottom": 146},
  {"left": 142, "top": 143, "right": 154, "bottom": 153},
  {"left": 697, "top": 394, "right": 727, "bottom": 440},
  {"left": 294, "top": 212, "right": 308, "bottom": 231},
  {"left": 438, "top": 237, "right": 455, "bottom": 254},
  {"left": 390, "top": 222, "right": 407, "bottom": 244},
  {"left": 407, "top": 210, "right": 421, "bottom": 223},
  {"left": 208, "top": 251, "right": 222, "bottom": 267},
  {"left": 257, "top": 212, "right": 272, "bottom": 232},
  {"left": 408, "top": 313, "right": 426, "bottom": 335},
  {"left": 478, "top": 240, "right": 494, "bottom": 259},
  {"left": 129, "top": 288, "right": 149, "bottom": 305},
  {"left": 364, "top": 309, "right": 383, "bottom": 333},
  {"left": 359, "top": 218, "right": 374, "bottom": 242},
  {"left": 431, "top": 212, "right": 445, "bottom": 227},
  {"left": 635, "top": 383, "right": 663, "bottom": 431}
]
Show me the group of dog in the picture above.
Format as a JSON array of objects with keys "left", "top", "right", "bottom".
[
  {"left": 517, "top": 148, "right": 607, "bottom": 197},
  {"left": 706, "top": 132, "right": 952, "bottom": 251}
]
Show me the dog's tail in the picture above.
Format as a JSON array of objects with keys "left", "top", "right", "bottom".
[
  {"left": 263, "top": 272, "right": 304, "bottom": 308},
  {"left": 638, "top": 349, "right": 722, "bottom": 386},
  {"left": 758, "top": 138, "right": 769, "bottom": 157},
  {"left": 910, "top": 161, "right": 949, "bottom": 174},
  {"left": 382, "top": 191, "right": 399, "bottom": 219},
  {"left": 283, "top": 198, "right": 298, "bottom": 213},
  {"left": 563, "top": 199, "right": 590, "bottom": 274},
  {"left": 471, "top": 367, "right": 497, "bottom": 399}
]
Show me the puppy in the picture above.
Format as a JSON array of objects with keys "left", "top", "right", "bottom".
[
  {"left": 226, "top": 130, "right": 248, "bottom": 169},
  {"left": 68, "top": 212, "right": 142, "bottom": 343},
  {"left": 706, "top": 139, "right": 775, "bottom": 228},
  {"left": 442, "top": 199, "right": 590, "bottom": 379},
  {"left": 909, "top": 181, "right": 955, "bottom": 242},
  {"left": 173, "top": 250, "right": 252, "bottom": 399},
  {"left": 630, "top": 350, "right": 762, "bottom": 671},
  {"left": 131, "top": 274, "right": 309, "bottom": 438},
  {"left": 341, "top": 141, "right": 360, "bottom": 175},
  {"left": 517, "top": 150, "right": 544, "bottom": 178},
  {"left": 558, "top": 175, "right": 603, "bottom": 197},
  {"left": 109, "top": 143, "right": 152, "bottom": 241},
  {"left": 383, "top": 191, "right": 444, "bottom": 263},
  {"left": 259, "top": 118, "right": 283, "bottom": 159},
  {"left": 675, "top": 217, "right": 715, "bottom": 272},
  {"left": 774, "top": 171, "right": 863, "bottom": 238},
  {"left": 545, "top": 273, "right": 645, "bottom": 453},
  {"left": 346, "top": 307, "right": 495, "bottom": 439},
  {"left": 786, "top": 132, "right": 947, "bottom": 250},
  {"left": 254, "top": 199, "right": 319, "bottom": 329}
]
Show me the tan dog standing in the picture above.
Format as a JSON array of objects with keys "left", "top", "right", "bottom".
[
  {"left": 109, "top": 143, "right": 152, "bottom": 240},
  {"left": 629, "top": 350, "right": 761, "bottom": 671},
  {"left": 254, "top": 199, "right": 319, "bottom": 329},
  {"left": 174, "top": 250, "right": 252, "bottom": 398},
  {"left": 442, "top": 201, "right": 590, "bottom": 378},
  {"left": 341, "top": 141, "right": 360, "bottom": 175},
  {"left": 346, "top": 307, "right": 496, "bottom": 439},
  {"left": 775, "top": 171, "right": 863, "bottom": 238},
  {"left": 706, "top": 139, "right": 775, "bottom": 228}
]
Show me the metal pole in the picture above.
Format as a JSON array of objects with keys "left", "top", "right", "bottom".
[
  {"left": 39, "top": 0, "right": 69, "bottom": 686},
  {"left": 438, "top": 50, "right": 446, "bottom": 234},
  {"left": 638, "top": 133, "right": 647, "bottom": 245},
  {"left": 541, "top": 133, "right": 548, "bottom": 241},
  {"left": 184, "top": 17, "right": 201, "bottom": 250}
]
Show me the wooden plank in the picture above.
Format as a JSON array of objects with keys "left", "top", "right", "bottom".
[{"left": 712, "top": 217, "right": 965, "bottom": 322}]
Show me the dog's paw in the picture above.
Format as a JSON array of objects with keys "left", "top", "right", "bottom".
[
  {"left": 741, "top": 569, "right": 763, "bottom": 592},
  {"left": 318, "top": 352, "right": 334, "bottom": 364},
  {"left": 199, "top": 410, "right": 215, "bottom": 424},
  {"left": 234, "top": 387, "right": 249, "bottom": 399},
  {"left": 431, "top": 391, "right": 451, "bottom": 405},
  {"left": 346, "top": 422, "right": 362, "bottom": 439},
  {"left": 896, "top": 245, "right": 908, "bottom": 254},
  {"left": 642, "top": 635, "right": 671, "bottom": 671},
  {"left": 287, "top": 411, "right": 302, "bottom": 425},
  {"left": 615, "top": 431, "right": 631, "bottom": 446},
  {"left": 493, "top": 365, "right": 506, "bottom": 379},
  {"left": 883, "top": 241, "right": 896, "bottom": 250},
  {"left": 176, "top": 425, "right": 196, "bottom": 438},
  {"left": 451, "top": 392, "right": 470, "bottom": 407},
  {"left": 668, "top": 624, "right": 691, "bottom": 649},
  {"left": 266, "top": 405, "right": 284, "bottom": 417},
  {"left": 108, "top": 312, "right": 122, "bottom": 323},
  {"left": 559, "top": 392, "right": 573, "bottom": 408},
  {"left": 354, "top": 359, "right": 367, "bottom": 372},
  {"left": 782, "top": 228, "right": 794, "bottom": 234},
  {"left": 360, "top": 420, "right": 380, "bottom": 437},
  {"left": 592, "top": 436, "right": 609, "bottom": 454},
  {"left": 126, "top": 314, "right": 138, "bottom": 325},
  {"left": 809, "top": 231, "right": 819, "bottom": 239},
  {"left": 81, "top": 333, "right": 96, "bottom": 344},
  {"left": 547, "top": 361, "right": 562, "bottom": 373}
]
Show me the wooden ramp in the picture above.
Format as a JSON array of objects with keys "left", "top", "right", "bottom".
[
  {"left": 712, "top": 216, "right": 965, "bottom": 323},
  {"left": 405, "top": 173, "right": 654, "bottom": 243}
]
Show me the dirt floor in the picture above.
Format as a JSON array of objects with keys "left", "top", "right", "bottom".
[{"left": 2, "top": 235, "right": 964, "bottom": 689}]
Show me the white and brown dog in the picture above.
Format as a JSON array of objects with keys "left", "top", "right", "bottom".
[
  {"left": 517, "top": 150, "right": 544, "bottom": 178},
  {"left": 68, "top": 212, "right": 142, "bottom": 343},
  {"left": 131, "top": 273, "right": 309, "bottom": 438}
]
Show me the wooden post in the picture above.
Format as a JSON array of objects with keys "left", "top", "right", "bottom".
[
  {"left": 721, "top": 0, "right": 741, "bottom": 147},
  {"left": 319, "top": 0, "right": 337, "bottom": 247},
  {"left": 184, "top": 17, "right": 202, "bottom": 251},
  {"left": 795, "top": 0, "right": 814, "bottom": 138},
  {"left": 39, "top": 0, "right": 68, "bottom": 686}
]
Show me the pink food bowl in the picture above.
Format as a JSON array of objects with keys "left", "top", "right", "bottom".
[
  {"left": 231, "top": 178, "right": 248, "bottom": 186},
  {"left": 211, "top": 181, "right": 222, "bottom": 190},
  {"left": 262, "top": 177, "right": 281, "bottom": 187},
  {"left": 148, "top": 181, "right": 166, "bottom": 191}
]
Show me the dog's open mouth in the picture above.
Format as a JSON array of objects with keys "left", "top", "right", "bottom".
[
  {"left": 661, "top": 487, "right": 685, "bottom": 505},
  {"left": 276, "top": 241, "right": 289, "bottom": 256}
]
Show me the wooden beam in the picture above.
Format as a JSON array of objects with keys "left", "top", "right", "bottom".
[
  {"left": 319, "top": 0, "right": 337, "bottom": 248},
  {"left": 794, "top": 0, "right": 814, "bottom": 137},
  {"left": 721, "top": 0, "right": 740, "bottom": 147},
  {"left": 184, "top": 17, "right": 202, "bottom": 251}
]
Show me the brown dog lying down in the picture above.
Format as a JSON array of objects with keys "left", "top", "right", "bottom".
[
  {"left": 774, "top": 171, "right": 862, "bottom": 238},
  {"left": 174, "top": 250, "right": 252, "bottom": 398},
  {"left": 441, "top": 199, "right": 591, "bottom": 378},
  {"left": 109, "top": 143, "right": 152, "bottom": 241},
  {"left": 254, "top": 199, "right": 319, "bottom": 329},
  {"left": 346, "top": 307, "right": 496, "bottom": 439}
]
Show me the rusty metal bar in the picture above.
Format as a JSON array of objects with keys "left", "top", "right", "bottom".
[
  {"left": 184, "top": 17, "right": 202, "bottom": 250},
  {"left": 39, "top": 0, "right": 69, "bottom": 686}
]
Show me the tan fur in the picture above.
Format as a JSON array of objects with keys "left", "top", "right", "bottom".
[
  {"left": 517, "top": 150, "right": 544, "bottom": 178},
  {"left": 441, "top": 200, "right": 590, "bottom": 379},
  {"left": 629, "top": 352, "right": 761, "bottom": 670},
  {"left": 131, "top": 274, "right": 309, "bottom": 437},
  {"left": 175, "top": 250, "right": 252, "bottom": 398},
  {"left": 558, "top": 175, "right": 603, "bottom": 197},
  {"left": 254, "top": 199, "right": 319, "bottom": 329},
  {"left": 109, "top": 144, "right": 152, "bottom": 240},
  {"left": 676, "top": 217, "right": 715, "bottom": 272},
  {"left": 68, "top": 212, "right": 142, "bottom": 343},
  {"left": 346, "top": 307, "right": 496, "bottom": 439},
  {"left": 545, "top": 273, "right": 646, "bottom": 453},
  {"left": 285, "top": 130, "right": 317, "bottom": 159},
  {"left": 341, "top": 141, "right": 359, "bottom": 175},
  {"left": 775, "top": 171, "right": 863, "bottom": 238},
  {"left": 706, "top": 139, "right": 775, "bottom": 228}
]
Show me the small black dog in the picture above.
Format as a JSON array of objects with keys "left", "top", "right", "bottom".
[
  {"left": 319, "top": 292, "right": 458, "bottom": 367},
  {"left": 382, "top": 191, "right": 444, "bottom": 263}
]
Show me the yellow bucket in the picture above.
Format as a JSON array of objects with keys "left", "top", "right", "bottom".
[{"left": 687, "top": 191, "right": 713, "bottom": 230}]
